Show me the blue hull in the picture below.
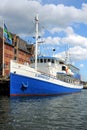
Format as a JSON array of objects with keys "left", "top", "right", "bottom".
[{"left": 10, "top": 73, "right": 82, "bottom": 96}]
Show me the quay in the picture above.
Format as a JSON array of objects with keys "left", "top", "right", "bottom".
[{"left": 0, "top": 77, "right": 10, "bottom": 96}]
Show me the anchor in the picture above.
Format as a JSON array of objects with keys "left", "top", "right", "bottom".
[{"left": 21, "top": 81, "right": 28, "bottom": 91}]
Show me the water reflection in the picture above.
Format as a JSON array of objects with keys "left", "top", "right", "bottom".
[{"left": 0, "top": 90, "right": 87, "bottom": 130}]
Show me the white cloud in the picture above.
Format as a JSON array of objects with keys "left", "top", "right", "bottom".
[
  {"left": 62, "top": 33, "right": 87, "bottom": 48},
  {"left": 0, "top": 1, "right": 87, "bottom": 35},
  {"left": 69, "top": 46, "right": 87, "bottom": 60},
  {"left": 44, "top": 36, "right": 61, "bottom": 44},
  {"left": 49, "top": 26, "right": 74, "bottom": 35},
  {"left": 43, "top": 26, "right": 87, "bottom": 49},
  {"left": 55, "top": 46, "right": 87, "bottom": 61},
  {"left": 80, "top": 64, "right": 84, "bottom": 68}
]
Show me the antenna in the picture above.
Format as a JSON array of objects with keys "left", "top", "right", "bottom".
[
  {"left": 65, "top": 44, "right": 70, "bottom": 64},
  {"left": 35, "top": 14, "right": 39, "bottom": 70}
]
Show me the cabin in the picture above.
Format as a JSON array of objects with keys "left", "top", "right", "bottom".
[
  {"left": 30, "top": 56, "right": 67, "bottom": 76},
  {"left": 30, "top": 56, "right": 81, "bottom": 84}
]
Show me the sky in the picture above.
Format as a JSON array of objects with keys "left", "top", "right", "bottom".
[{"left": 0, "top": 0, "right": 87, "bottom": 81}]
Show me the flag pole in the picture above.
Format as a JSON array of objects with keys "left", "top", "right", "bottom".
[
  {"left": 2, "top": 21, "right": 4, "bottom": 77},
  {"left": 35, "top": 14, "right": 38, "bottom": 70}
]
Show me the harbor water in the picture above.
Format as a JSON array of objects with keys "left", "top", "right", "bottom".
[{"left": 0, "top": 89, "right": 87, "bottom": 130}]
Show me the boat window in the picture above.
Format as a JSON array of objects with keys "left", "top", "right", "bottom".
[
  {"left": 62, "top": 66, "right": 66, "bottom": 71},
  {"left": 48, "top": 59, "right": 50, "bottom": 62},
  {"left": 59, "top": 61, "right": 64, "bottom": 64},
  {"left": 44, "top": 59, "right": 46, "bottom": 63},
  {"left": 51, "top": 59, "right": 54, "bottom": 63},
  {"left": 40, "top": 59, "right": 43, "bottom": 63}
]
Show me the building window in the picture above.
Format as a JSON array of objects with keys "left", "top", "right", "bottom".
[
  {"left": 14, "top": 56, "right": 17, "bottom": 60},
  {"left": 14, "top": 49, "right": 17, "bottom": 54},
  {"left": 14, "top": 42, "right": 17, "bottom": 46}
]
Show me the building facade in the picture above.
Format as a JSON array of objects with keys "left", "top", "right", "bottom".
[{"left": 0, "top": 27, "right": 35, "bottom": 77}]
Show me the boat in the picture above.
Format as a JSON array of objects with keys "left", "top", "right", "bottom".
[{"left": 10, "top": 15, "right": 83, "bottom": 96}]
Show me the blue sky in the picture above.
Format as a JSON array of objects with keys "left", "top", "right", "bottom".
[
  {"left": 0, "top": 0, "right": 87, "bottom": 81},
  {"left": 42, "top": 0, "right": 87, "bottom": 8}
]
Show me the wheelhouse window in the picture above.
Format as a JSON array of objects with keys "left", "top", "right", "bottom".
[
  {"left": 44, "top": 59, "right": 46, "bottom": 63},
  {"left": 40, "top": 59, "right": 43, "bottom": 63},
  {"left": 48, "top": 59, "right": 51, "bottom": 62},
  {"left": 51, "top": 59, "right": 54, "bottom": 63},
  {"left": 59, "top": 61, "right": 64, "bottom": 64}
]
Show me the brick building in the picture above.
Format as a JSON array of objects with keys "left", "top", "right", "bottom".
[{"left": 0, "top": 27, "right": 35, "bottom": 77}]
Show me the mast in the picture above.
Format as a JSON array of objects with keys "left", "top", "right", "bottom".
[{"left": 35, "top": 14, "right": 39, "bottom": 70}]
